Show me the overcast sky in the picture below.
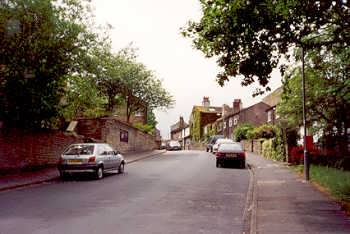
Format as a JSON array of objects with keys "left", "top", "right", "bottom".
[{"left": 92, "top": 0, "right": 282, "bottom": 138}]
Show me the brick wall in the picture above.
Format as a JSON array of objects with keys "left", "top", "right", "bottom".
[{"left": 0, "top": 129, "right": 83, "bottom": 173}]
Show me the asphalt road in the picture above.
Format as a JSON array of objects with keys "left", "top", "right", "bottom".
[{"left": 0, "top": 150, "right": 250, "bottom": 234}]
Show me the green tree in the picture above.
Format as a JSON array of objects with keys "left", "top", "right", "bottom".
[
  {"left": 182, "top": 0, "right": 349, "bottom": 95},
  {"left": 97, "top": 47, "right": 174, "bottom": 123},
  {"left": 277, "top": 46, "right": 350, "bottom": 155},
  {"left": 0, "top": 0, "right": 98, "bottom": 128}
]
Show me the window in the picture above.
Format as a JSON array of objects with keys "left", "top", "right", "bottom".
[
  {"left": 229, "top": 118, "right": 233, "bottom": 127},
  {"left": 268, "top": 110, "right": 273, "bottom": 122},
  {"left": 135, "top": 111, "right": 143, "bottom": 117},
  {"left": 223, "top": 121, "right": 226, "bottom": 129},
  {"left": 120, "top": 130, "right": 129, "bottom": 143},
  {"left": 234, "top": 116, "right": 239, "bottom": 125}
]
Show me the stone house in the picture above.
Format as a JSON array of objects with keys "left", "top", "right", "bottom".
[
  {"left": 170, "top": 116, "right": 189, "bottom": 147},
  {"left": 220, "top": 100, "right": 271, "bottom": 138},
  {"left": 262, "top": 87, "right": 283, "bottom": 125},
  {"left": 189, "top": 97, "right": 223, "bottom": 141}
]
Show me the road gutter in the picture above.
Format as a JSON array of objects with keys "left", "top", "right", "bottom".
[{"left": 242, "top": 163, "right": 257, "bottom": 234}]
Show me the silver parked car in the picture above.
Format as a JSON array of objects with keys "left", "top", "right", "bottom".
[{"left": 58, "top": 143, "right": 125, "bottom": 179}]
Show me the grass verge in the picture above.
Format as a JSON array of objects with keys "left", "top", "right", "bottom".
[{"left": 291, "top": 165, "right": 350, "bottom": 215}]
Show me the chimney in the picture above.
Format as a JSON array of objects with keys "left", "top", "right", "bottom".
[
  {"left": 179, "top": 116, "right": 184, "bottom": 128},
  {"left": 233, "top": 99, "right": 242, "bottom": 113},
  {"left": 202, "top": 97, "right": 210, "bottom": 107},
  {"left": 222, "top": 104, "right": 230, "bottom": 117}
]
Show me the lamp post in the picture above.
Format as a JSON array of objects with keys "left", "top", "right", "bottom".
[{"left": 301, "top": 46, "right": 310, "bottom": 181}]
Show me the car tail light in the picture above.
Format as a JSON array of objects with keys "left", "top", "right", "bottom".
[
  {"left": 238, "top": 152, "right": 246, "bottom": 158},
  {"left": 58, "top": 156, "right": 64, "bottom": 164},
  {"left": 88, "top": 156, "right": 96, "bottom": 163},
  {"left": 216, "top": 152, "right": 225, "bottom": 157}
]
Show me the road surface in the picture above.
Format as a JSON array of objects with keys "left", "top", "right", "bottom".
[{"left": 0, "top": 150, "right": 250, "bottom": 234}]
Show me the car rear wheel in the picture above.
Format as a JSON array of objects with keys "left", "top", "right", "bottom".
[
  {"left": 95, "top": 166, "right": 104, "bottom": 179},
  {"left": 118, "top": 162, "right": 125, "bottom": 174},
  {"left": 216, "top": 159, "right": 220, "bottom": 168},
  {"left": 240, "top": 160, "right": 246, "bottom": 169}
]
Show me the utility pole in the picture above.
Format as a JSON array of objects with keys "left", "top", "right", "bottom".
[{"left": 301, "top": 46, "right": 310, "bottom": 181}]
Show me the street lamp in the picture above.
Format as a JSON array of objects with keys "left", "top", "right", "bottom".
[{"left": 301, "top": 46, "right": 309, "bottom": 181}]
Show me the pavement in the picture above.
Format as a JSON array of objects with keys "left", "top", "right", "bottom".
[
  {"left": 246, "top": 152, "right": 350, "bottom": 234},
  {"left": 0, "top": 150, "right": 165, "bottom": 192}
]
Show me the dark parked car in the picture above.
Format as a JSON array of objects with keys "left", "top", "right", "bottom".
[
  {"left": 216, "top": 143, "right": 246, "bottom": 168},
  {"left": 206, "top": 135, "right": 224, "bottom": 152}
]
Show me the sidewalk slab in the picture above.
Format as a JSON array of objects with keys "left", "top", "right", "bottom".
[
  {"left": 247, "top": 152, "right": 350, "bottom": 234},
  {"left": 0, "top": 150, "right": 165, "bottom": 192}
]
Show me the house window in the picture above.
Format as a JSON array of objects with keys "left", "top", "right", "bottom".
[
  {"left": 268, "top": 110, "right": 273, "bottom": 122},
  {"left": 135, "top": 111, "right": 143, "bottom": 117},
  {"left": 233, "top": 116, "right": 239, "bottom": 125},
  {"left": 229, "top": 118, "right": 233, "bottom": 127},
  {"left": 223, "top": 121, "right": 226, "bottom": 129}
]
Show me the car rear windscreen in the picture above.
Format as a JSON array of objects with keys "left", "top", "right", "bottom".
[
  {"left": 219, "top": 143, "right": 243, "bottom": 151},
  {"left": 64, "top": 145, "right": 94, "bottom": 155}
]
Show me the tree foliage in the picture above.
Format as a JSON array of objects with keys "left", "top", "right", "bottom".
[
  {"left": 96, "top": 47, "right": 174, "bottom": 122},
  {"left": 182, "top": 0, "right": 350, "bottom": 95},
  {"left": 277, "top": 46, "right": 350, "bottom": 154},
  {"left": 0, "top": 0, "right": 98, "bottom": 128},
  {"left": 0, "top": 0, "right": 173, "bottom": 129}
]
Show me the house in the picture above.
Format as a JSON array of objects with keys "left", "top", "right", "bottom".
[
  {"left": 170, "top": 116, "right": 189, "bottom": 147},
  {"left": 189, "top": 97, "right": 223, "bottom": 141},
  {"left": 220, "top": 100, "right": 271, "bottom": 138},
  {"left": 262, "top": 86, "right": 283, "bottom": 125}
]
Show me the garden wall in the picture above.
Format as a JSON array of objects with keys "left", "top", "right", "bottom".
[{"left": 0, "top": 129, "right": 83, "bottom": 173}]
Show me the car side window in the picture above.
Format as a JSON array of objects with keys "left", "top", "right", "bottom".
[
  {"left": 105, "top": 145, "right": 114, "bottom": 155},
  {"left": 98, "top": 145, "right": 107, "bottom": 155}
]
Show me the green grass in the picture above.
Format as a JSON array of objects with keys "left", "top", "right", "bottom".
[{"left": 291, "top": 165, "right": 350, "bottom": 203}]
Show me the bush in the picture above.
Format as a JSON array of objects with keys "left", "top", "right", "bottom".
[
  {"left": 233, "top": 123, "right": 254, "bottom": 141},
  {"left": 133, "top": 123, "right": 154, "bottom": 135},
  {"left": 289, "top": 146, "right": 349, "bottom": 170},
  {"left": 262, "top": 138, "right": 285, "bottom": 161},
  {"left": 254, "top": 124, "right": 278, "bottom": 139}
]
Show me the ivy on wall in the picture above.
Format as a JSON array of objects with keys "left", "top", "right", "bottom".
[{"left": 190, "top": 107, "right": 201, "bottom": 141}]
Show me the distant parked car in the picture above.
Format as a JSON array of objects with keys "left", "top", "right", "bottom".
[
  {"left": 206, "top": 135, "right": 224, "bottom": 152},
  {"left": 167, "top": 140, "right": 182, "bottom": 151},
  {"left": 160, "top": 142, "right": 167, "bottom": 150},
  {"left": 212, "top": 138, "right": 234, "bottom": 154},
  {"left": 216, "top": 143, "right": 246, "bottom": 168},
  {"left": 58, "top": 143, "right": 125, "bottom": 180}
]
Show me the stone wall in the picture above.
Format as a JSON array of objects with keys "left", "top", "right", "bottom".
[
  {"left": 77, "top": 117, "right": 158, "bottom": 153},
  {"left": 241, "top": 139, "right": 264, "bottom": 155},
  {"left": 0, "top": 117, "right": 158, "bottom": 173},
  {"left": 0, "top": 129, "right": 83, "bottom": 173}
]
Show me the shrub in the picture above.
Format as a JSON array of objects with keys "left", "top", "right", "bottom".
[
  {"left": 254, "top": 124, "right": 278, "bottom": 139},
  {"left": 133, "top": 123, "right": 154, "bottom": 135},
  {"left": 262, "top": 138, "right": 285, "bottom": 161},
  {"left": 233, "top": 123, "right": 254, "bottom": 141}
]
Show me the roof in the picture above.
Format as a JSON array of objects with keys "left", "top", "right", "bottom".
[
  {"left": 262, "top": 86, "right": 283, "bottom": 107},
  {"left": 226, "top": 101, "right": 271, "bottom": 118},
  {"left": 170, "top": 121, "right": 189, "bottom": 132},
  {"left": 192, "top": 105, "right": 222, "bottom": 114}
]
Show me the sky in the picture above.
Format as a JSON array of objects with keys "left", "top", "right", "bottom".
[{"left": 91, "top": 0, "right": 282, "bottom": 139}]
